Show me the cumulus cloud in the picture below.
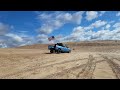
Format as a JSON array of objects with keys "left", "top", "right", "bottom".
[
  {"left": 61, "top": 26, "right": 91, "bottom": 42},
  {"left": 73, "top": 26, "right": 84, "bottom": 33},
  {"left": 0, "top": 43, "right": 7, "bottom": 48},
  {"left": 84, "top": 20, "right": 107, "bottom": 30},
  {"left": 0, "top": 35, "right": 20, "bottom": 48},
  {"left": 0, "top": 23, "right": 27, "bottom": 48},
  {"left": 19, "top": 36, "right": 35, "bottom": 46},
  {"left": 37, "top": 34, "right": 49, "bottom": 44},
  {"left": 113, "top": 22, "right": 120, "bottom": 28},
  {"left": 2, "top": 11, "right": 120, "bottom": 48},
  {"left": 61, "top": 23, "right": 120, "bottom": 42},
  {"left": 116, "top": 12, "right": 120, "bottom": 16},
  {"left": 0, "top": 32, "right": 36, "bottom": 48},
  {"left": 71, "top": 12, "right": 84, "bottom": 24},
  {"left": 99, "top": 11, "right": 106, "bottom": 16},
  {"left": 56, "top": 13, "right": 72, "bottom": 22},
  {"left": 0, "top": 36, "right": 8, "bottom": 48},
  {"left": 37, "top": 25, "right": 53, "bottom": 34},
  {"left": 37, "top": 34, "right": 48, "bottom": 40},
  {"left": 86, "top": 11, "right": 98, "bottom": 21},
  {"left": 0, "top": 22, "right": 11, "bottom": 35},
  {"left": 5, "top": 33, "right": 23, "bottom": 42},
  {"left": 90, "top": 20, "right": 107, "bottom": 28},
  {"left": 2, "top": 24, "right": 120, "bottom": 48},
  {"left": 37, "top": 11, "right": 84, "bottom": 35},
  {"left": 105, "top": 24, "right": 111, "bottom": 29}
]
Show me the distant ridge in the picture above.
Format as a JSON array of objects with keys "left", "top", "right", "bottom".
[{"left": 17, "top": 40, "right": 120, "bottom": 49}]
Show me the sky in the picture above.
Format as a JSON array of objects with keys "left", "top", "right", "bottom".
[{"left": 0, "top": 11, "right": 120, "bottom": 48}]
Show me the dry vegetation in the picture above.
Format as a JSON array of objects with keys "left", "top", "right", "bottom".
[{"left": 0, "top": 40, "right": 120, "bottom": 79}]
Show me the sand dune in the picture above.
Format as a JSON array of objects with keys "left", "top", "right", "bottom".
[{"left": 0, "top": 40, "right": 120, "bottom": 79}]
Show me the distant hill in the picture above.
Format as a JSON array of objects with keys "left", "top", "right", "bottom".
[
  {"left": 16, "top": 44, "right": 49, "bottom": 49},
  {"left": 17, "top": 40, "right": 120, "bottom": 49}
]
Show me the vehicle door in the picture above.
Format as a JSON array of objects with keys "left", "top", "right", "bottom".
[{"left": 62, "top": 45, "right": 69, "bottom": 52}]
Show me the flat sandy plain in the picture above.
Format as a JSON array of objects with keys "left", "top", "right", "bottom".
[{"left": 0, "top": 40, "right": 120, "bottom": 79}]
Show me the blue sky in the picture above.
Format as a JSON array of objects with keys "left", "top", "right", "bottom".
[{"left": 0, "top": 11, "right": 120, "bottom": 48}]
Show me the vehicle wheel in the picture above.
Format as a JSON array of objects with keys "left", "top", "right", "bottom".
[
  {"left": 50, "top": 50, "right": 53, "bottom": 53},
  {"left": 57, "top": 49, "right": 61, "bottom": 54},
  {"left": 68, "top": 50, "right": 71, "bottom": 53}
]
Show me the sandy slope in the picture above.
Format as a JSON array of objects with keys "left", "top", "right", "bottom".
[{"left": 0, "top": 41, "right": 120, "bottom": 79}]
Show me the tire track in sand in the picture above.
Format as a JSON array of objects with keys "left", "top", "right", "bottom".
[
  {"left": 1, "top": 55, "right": 104, "bottom": 79},
  {"left": 100, "top": 55, "right": 120, "bottom": 79},
  {"left": 76, "top": 55, "right": 96, "bottom": 79},
  {"left": 0, "top": 58, "right": 88, "bottom": 79},
  {"left": 44, "top": 55, "right": 104, "bottom": 79}
]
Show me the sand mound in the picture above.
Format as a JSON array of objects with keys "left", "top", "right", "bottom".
[{"left": 0, "top": 40, "right": 120, "bottom": 79}]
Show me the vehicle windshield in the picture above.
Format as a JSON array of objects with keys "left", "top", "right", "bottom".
[
  {"left": 64, "top": 44, "right": 68, "bottom": 47},
  {"left": 56, "top": 43, "right": 68, "bottom": 48}
]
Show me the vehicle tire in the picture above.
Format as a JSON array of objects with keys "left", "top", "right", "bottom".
[
  {"left": 57, "top": 49, "right": 61, "bottom": 54},
  {"left": 68, "top": 50, "right": 71, "bottom": 53},
  {"left": 50, "top": 50, "right": 53, "bottom": 53}
]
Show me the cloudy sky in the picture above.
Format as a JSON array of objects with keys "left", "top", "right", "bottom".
[{"left": 0, "top": 11, "right": 120, "bottom": 48}]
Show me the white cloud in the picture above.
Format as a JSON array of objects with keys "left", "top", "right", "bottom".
[
  {"left": 92, "top": 30, "right": 111, "bottom": 40},
  {"left": 72, "top": 11, "right": 84, "bottom": 24},
  {"left": 0, "top": 33, "right": 36, "bottom": 48},
  {"left": 90, "top": 20, "right": 107, "bottom": 28},
  {"left": 37, "top": 34, "right": 48, "bottom": 39},
  {"left": 0, "top": 22, "right": 11, "bottom": 35},
  {"left": 116, "top": 12, "right": 120, "bottom": 16},
  {"left": 113, "top": 22, "right": 120, "bottom": 28},
  {"left": 0, "top": 42, "right": 7, "bottom": 48},
  {"left": 86, "top": 11, "right": 98, "bottom": 21},
  {"left": 83, "top": 20, "right": 107, "bottom": 30},
  {"left": 61, "top": 23, "right": 120, "bottom": 42},
  {"left": 73, "top": 26, "right": 84, "bottom": 32},
  {"left": 37, "top": 11, "right": 84, "bottom": 35},
  {"left": 20, "top": 36, "right": 35, "bottom": 46},
  {"left": 84, "top": 26, "right": 93, "bottom": 30},
  {"left": 99, "top": 11, "right": 106, "bottom": 16},
  {"left": 37, "top": 34, "right": 49, "bottom": 44},
  {"left": 62, "top": 26, "right": 91, "bottom": 42},
  {"left": 56, "top": 13, "right": 72, "bottom": 22},
  {"left": 5, "top": 33, "right": 23, "bottom": 42},
  {"left": 105, "top": 24, "right": 111, "bottom": 29},
  {"left": 0, "top": 37, "right": 8, "bottom": 48},
  {"left": 37, "top": 25, "right": 53, "bottom": 34}
]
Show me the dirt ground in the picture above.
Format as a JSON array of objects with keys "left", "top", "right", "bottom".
[{"left": 0, "top": 41, "right": 120, "bottom": 79}]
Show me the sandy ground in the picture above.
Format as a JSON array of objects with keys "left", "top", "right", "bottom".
[{"left": 0, "top": 41, "right": 120, "bottom": 79}]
